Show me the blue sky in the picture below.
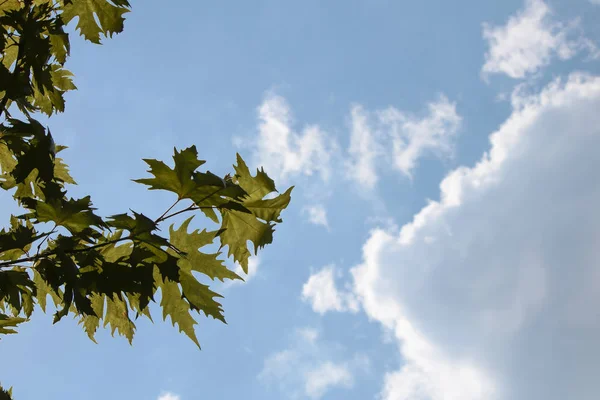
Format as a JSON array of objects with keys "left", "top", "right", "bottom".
[{"left": 2, "top": 0, "right": 600, "bottom": 399}]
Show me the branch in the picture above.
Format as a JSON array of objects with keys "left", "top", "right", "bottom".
[
  {"left": 0, "top": 235, "right": 133, "bottom": 269},
  {"left": 159, "top": 204, "right": 198, "bottom": 222},
  {"left": 36, "top": 224, "right": 56, "bottom": 256},
  {"left": 154, "top": 199, "right": 180, "bottom": 224}
]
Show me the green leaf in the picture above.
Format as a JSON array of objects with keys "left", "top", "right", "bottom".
[
  {"left": 157, "top": 272, "right": 200, "bottom": 348},
  {"left": 233, "top": 154, "right": 277, "bottom": 202},
  {"left": 103, "top": 294, "right": 135, "bottom": 343},
  {"left": 169, "top": 216, "right": 241, "bottom": 282},
  {"left": 0, "top": 383, "right": 13, "bottom": 400},
  {"left": 134, "top": 146, "right": 205, "bottom": 199},
  {"left": 243, "top": 186, "right": 293, "bottom": 222},
  {"left": 220, "top": 210, "right": 274, "bottom": 274},
  {"left": 61, "top": 0, "right": 131, "bottom": 44},
  {"left": 49, "top": 32, "right": 70, "bottom": 64},
  {"left": 79, "top": 294, "right": 104, "bottom": 343},
  {"left": 33, "top": 196, "right": 106, "bottom": 234},
  {"left": 179, "top": 269, "right": 225, "bottom": 323},
  {"left": 32, "top": 269, "right": 60, "bottom": 312},
  {"left": 0, "top": 313, "right": 26, "bottom": 336},
  {"left": 0, "top": 223, "right": 36, "bottom": 261}
]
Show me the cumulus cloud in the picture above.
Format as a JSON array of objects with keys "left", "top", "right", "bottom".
[
  {"left": 157, "top": 393, "right": 180, "bottom": 400},
  {"left": 303, "top": 204, "right": 329, "bottom": 229},
  {"left": 482, "top": 0, "right": 597, "bottom": 79},
  {"left": 302, "top": 265, "right": 359, "bottom": 314},
  {"left": 254, "top": 92, "right": 334, "bottom": 182},
  {"left": 346, "top": 96, "right": 461, "bottom": 187},
  {"left": 259, "top": 328, "right": 367, "bottom": 399},
  {"left": 349, "top": 73, "right": 600, "bottom": 400}
]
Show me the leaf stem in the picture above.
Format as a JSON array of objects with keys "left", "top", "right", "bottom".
[
  {"left": 160, "top": 204, "right": 198, "bottom": 222},
  {"left": 154, "top": 199, "right": 180, "bottom": 224},
  {"left": 36, "top": 224, "right": 56, "bottom": 256}
]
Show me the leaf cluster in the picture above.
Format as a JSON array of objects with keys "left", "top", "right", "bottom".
[{"left": 0, "top": 1, "right": 292, "bottom": 397}]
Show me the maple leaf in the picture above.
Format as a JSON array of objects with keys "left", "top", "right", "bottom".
[
  {"left": 61, "top": 0, "right": 131, "bottom": 44},
  {"left": 220, "top": 210, "right": 274, "bottom": 274},
  {"left": 169, "top": 217, "right": 241, "bottom": 282},
  {"left": 217, "top": 155, "right": 292, "bottom": 273},
  {"left": 31, "top": 196, "right": 106, "bottom": 234},
  {"left": 243, "top": 187, "right": 293, "bottom": 222},
  {"left": 233, "top": 154, "right": 278, "bottom": 201},
  {"left": 0, "top": 313, "right": 26, "bottom": 336},
  {"left": 157, "top": 272, "right": 200, "bottom": 348},
  {"left": 134, "top": 146, "right": 205, "bottom": 200},
  {"left": 103, "top": 294, "right": 135, "bottom": 343},
  {"left": 179, "top": 269, "right": 225, "bottom": 323}
]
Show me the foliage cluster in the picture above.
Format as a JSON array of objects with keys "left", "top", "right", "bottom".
[{"left": 0, "top": 1, "right": 292, "bottom": 396}]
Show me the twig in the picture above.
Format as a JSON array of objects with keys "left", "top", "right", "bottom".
[{"left": 154, "top": 199, "right": 180, "bottom": 224}]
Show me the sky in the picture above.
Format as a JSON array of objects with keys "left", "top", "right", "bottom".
[{"left": 1, "top": 0, "right": 600, "bottom": 399}]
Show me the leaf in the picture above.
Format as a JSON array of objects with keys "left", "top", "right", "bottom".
[
  {"left": 233, "top": 154, "right": 277, "bottom": 202},
  {"left": 157, "top": 272, "right": 200, "bottom": 348},
  {"left": 0, "top": 313, "right": 26, "bottom": 336},
  {"left": 169, "top": 217, "right": 240, "bottom": 282},
  {"left": 32, "top": 269, "right": 60, "bottom": 312},
  {"left": 54, "top": 155, "right": 76, "bottom": 184},
  {"left": 220, "top": 210, "right": 274, "bottom": 273},
  {"left": 134, "top": 146, "right": 205, "bottom": 199},
  {"left": 0, "top": 223, "right": 36, "bottom": 261},
  {"left": 0, "top": 383, "right": 13, "bottom": 400},
  {"left": 179, "top": 269, "right": 225, "bottom": 323},
  {"left": 243, "top": 186, "right": 293, "bottom": 222},
  {"left": 33, "top": 196, "right": 106, "bottom": 234},
  {"left": 79, "top": 294, "right": 104, "bottom": 343},
  {"left": 49, "top": 32, "right": 70, "bottom": 64},
  {"left": 103, "top": 294, "right": 135, "bottom": 343},
  {"left": 61, "top": 0, "right": 131, "bottom": 44}
]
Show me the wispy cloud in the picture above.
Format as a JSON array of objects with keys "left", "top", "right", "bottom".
[
  {"left": 252, "top": 92, "right": 335, "bottom": 183},
  {"left": 259, "top": 328, "right": 368, "bottom": 399},
  {"left": 157, "top": 392, "right": 180, "bottom": 400},
  {"left": 224, "top": 256, "right": 260, "bottom": 288},
  {"left": 381, "top": 95, "right": 461, "bottom": 178},
  {"left": 346, "top": 96, "right": 461, "bottom": 186},
  {"left": 302, "top": 265, "right": 359, "bottom": 314},
  {"left": 346, "top": 104, "right": 382, "bottom": 190},
  {"left": 302, "top": 204, "right": 330, "bottom": 229},
  {"left": 482, "top": 0, "right": 597, "bottom": 79}
]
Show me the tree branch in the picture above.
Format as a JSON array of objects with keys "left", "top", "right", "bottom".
[
  {"left": 0, "top": 234, "right": 133, "bottom": 269},
  {"left": 154, "top": 199, "right": 180, "bottom": 224}
]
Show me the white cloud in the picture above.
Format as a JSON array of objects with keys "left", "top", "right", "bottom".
[
  {"left": 224, "top": 256, "right": 260, "bottom": 288},
  {"left": 346, "top": 104, "right": 382, "bottom": 189},
  {"left": 302, "top": 265, "right": 359, "bottom": 314},
  {"left": 157, "top": 393, "right": 180, "bottom": 400},
  {"left": 349, "top": 73, "right": 600, "bottom": 400},
  {"left": 254, "top": 92, "right": 334, "bottom": 182},
  {"left": 303, "top": 204, "right": 329, "bottom": 229},
  {"left": 482, "top": 0, "right": 597, "bottom": 79},
  {"left": 259, "top": 328, "right": 366, "bottom": 399},
  {"left": 304, "top": 362, "right": 353, "bottom": 398},
  {"left": 346, "top": 96, "right": 461, "bottom": 187},
  {"left": 380, "top": 95, "right": 461, "bottom": 178}
]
